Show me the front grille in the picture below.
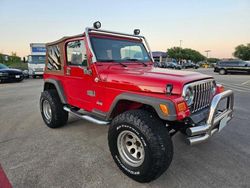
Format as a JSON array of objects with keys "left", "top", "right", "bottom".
[
  {"left": 189, "top": 80, "right": 214, "bottom": 113},
  {"left": 8, "top": 74, "right": 23, "bottom": 79}
]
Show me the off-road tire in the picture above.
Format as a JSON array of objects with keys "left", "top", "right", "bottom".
[
  {"left": 219, "top": 69, "right": 226, "bottom": 75},
  {"left": 108, "top": 110, "right": 173, "bottom": 183},
  {"left": 40, "top": 90, "right": 68, "bottom": 128},
  {"left": 17, "top": 77, "right": 24, "bottom": 82}
]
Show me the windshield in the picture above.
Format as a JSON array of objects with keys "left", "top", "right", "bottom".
[
  {"left": 0, "top": 63, "right": 9, "bottom": 69},
  {"left": 29, "top": 55, "right": 46, "bottom": 64},
  {"left": 91, "top": 37, "right": 151, "bottom": 62}
]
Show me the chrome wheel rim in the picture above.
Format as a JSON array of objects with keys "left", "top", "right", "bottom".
[
  {"left": 117, "top": 130, "right": 145, "bottom": 167},
  {"left": 43, "top": 100, "right": 52, "bottom": 122}
]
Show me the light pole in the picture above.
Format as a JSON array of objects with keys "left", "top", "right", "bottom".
[{"left": 205, "top": 50, "right": 211, "bottom": 62}]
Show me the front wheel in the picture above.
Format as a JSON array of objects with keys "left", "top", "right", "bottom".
[{"left": 108, "top": 110, "right": 173, "bottom": 183}]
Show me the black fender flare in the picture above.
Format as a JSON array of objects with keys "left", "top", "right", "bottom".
[
  {"left": 107, "top": 93, "right": 177, "bottom": 121},
  {"left": 43, "top": 79, "right": 67, "bottom": 104}
]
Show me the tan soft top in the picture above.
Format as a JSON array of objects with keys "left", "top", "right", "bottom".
[{"left": 46, "top": 34, "right": 84, "bottom": 46}]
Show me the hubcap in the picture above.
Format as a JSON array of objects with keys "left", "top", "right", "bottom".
[
  {"left": 117, "top": 130, "right": 145, "bottom": 167},
  {"left": 43, "top": 100, "right": 52, "bottom": 122}
]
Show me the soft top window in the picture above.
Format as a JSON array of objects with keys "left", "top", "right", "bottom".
[
  {"left": 66, "top": 40, "right": 87, "bottom": 66},
  {"left": 47, "top": 45, "right": 62, "bottom": 71}
]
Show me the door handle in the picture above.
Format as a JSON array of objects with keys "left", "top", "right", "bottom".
[{"left": 66, "top": 67, "right": 71, "bottom": 75}]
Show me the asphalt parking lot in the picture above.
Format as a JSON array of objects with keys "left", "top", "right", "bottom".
[{"left": 0, "top": 68, "right": 250, "bottom": 188}]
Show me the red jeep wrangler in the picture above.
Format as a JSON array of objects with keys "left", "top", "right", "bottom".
[{"left": 40, "top": 22, "right": 234, "bottom": 182}]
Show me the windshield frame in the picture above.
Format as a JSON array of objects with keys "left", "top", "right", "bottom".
[
  {"left": 90, "top": 36, "right": 151, "bottom": 63},
  {"left": 85, "top": 27, "right": 154, "bottom": 63}
]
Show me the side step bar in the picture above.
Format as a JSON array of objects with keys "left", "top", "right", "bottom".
[{"left": 63, "top": 106, "right": 110, "bottom": 125}]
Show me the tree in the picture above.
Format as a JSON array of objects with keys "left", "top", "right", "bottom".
[
  {"left": 167, "top": 47, "right": 183, "bottom": 61},
  {"left": 0, "top": 54, "right": 4, "bottom": 63},
  {"left": 11, "top": 52, "right": 17, "bottom": 56},
  {"left": 167, "top": 47, "right": 205, "bottom": 63},
  {"left": 233, "top": 44, "right": 250, "bottom": 60},
  {"left": 9, "top": 52, "right": 21, "bottom": 63}
]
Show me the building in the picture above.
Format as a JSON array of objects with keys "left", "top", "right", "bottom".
[{"left": 152, "top": 51, "right": 167, "bottom": 62}]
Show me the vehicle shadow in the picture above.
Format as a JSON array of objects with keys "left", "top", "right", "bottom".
[
  {"left": 225, "top": 72, "right": 250, "bottom": 76},
  {"left": 0, "top": 80, "right": 25, "bottom": 84}
]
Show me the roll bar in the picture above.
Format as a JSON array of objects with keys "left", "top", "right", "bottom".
[{"left": 84, "top": 27, "right": 154, "bottom": 63}]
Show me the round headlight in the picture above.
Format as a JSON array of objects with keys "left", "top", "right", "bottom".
[
  {"left": 211, "top": 81, "right": 216, "bottom": 95},
  {"left": 183, "top": 87, "right": 194, "bottom": 106}
]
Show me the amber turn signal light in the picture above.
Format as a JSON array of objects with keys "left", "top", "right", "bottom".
[
  {"left": 159, "top": 104, "right": 169, "bottom": 116},
  {"left": 177, "top": 102, "right": 187, "bottom": 112}
]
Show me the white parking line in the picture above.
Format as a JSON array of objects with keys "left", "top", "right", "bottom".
[
  {"left": 218, "top": 82, "right": 250, "bottom": 92},
  {"left": 241, "top": 80, "right": 250, "bottom": 86}
]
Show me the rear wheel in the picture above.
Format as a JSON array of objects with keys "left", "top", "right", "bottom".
[
  {"left": 219, "top": 69, "right": 226, "bottom": 75},
  {"left": 40, "top": 90, "right": 68, "bottom": 128},
  {"left": 108, "top": 110, "right": 173, "bottom": 183}
]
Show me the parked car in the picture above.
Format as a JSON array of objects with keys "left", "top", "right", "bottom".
[
  {"left": 153, "top": 61, "right": 162, "bottom": 68},
  {"left": 163, "top": 62, "right": 182, "bottom": 69},
  {"left": 214, "top": 60, "right": 250, "bottom": 75},
  {"left": 39, "top": 22, "right": 234, "bottom": 183},
  {"left": 0, "top": 63, "right": 24, "bottom": 83},
  {"left": 183, "top": 62, "right": 199, "bottom": 69}
]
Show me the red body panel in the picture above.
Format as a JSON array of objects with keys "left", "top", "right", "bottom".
[
  {"left": 44, "top": 34, "right": 213, "bottom": 121},
  {"left": 44, "top": 62, "right": 210, "bottom": 120}
]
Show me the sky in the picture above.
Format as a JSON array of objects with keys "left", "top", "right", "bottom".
[{"left": 0, "top": 0, "right": 250, "bottom": 58}]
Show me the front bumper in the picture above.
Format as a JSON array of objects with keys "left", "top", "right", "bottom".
[
  {"left": 186, "top": 90, "right": 234, "bottom": 145},
  {"left": 0, "top": 74, "right": 24, "bottom": 81}
]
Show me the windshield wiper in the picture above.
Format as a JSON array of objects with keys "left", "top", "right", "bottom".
[
  {"left": 98, "top": 59, "right": 127, "bottom": 67},
  {"left": 124, "top": 58, "right": 148, "bottom": 67}
]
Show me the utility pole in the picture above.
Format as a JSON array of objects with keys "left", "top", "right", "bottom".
[
  {"left": 205, "top": 50, "right": 211, "bottom": 62},
  {"left": 180, "top": 40, "right": 182, "bottom": 48}
]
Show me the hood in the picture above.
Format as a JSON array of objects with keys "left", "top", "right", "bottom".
[
  {"left": 100, "top": 66, "right": 213, "bottom": 95},
  {"left": 0, "top": 68, "right": 23, "bottom": 74}
]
